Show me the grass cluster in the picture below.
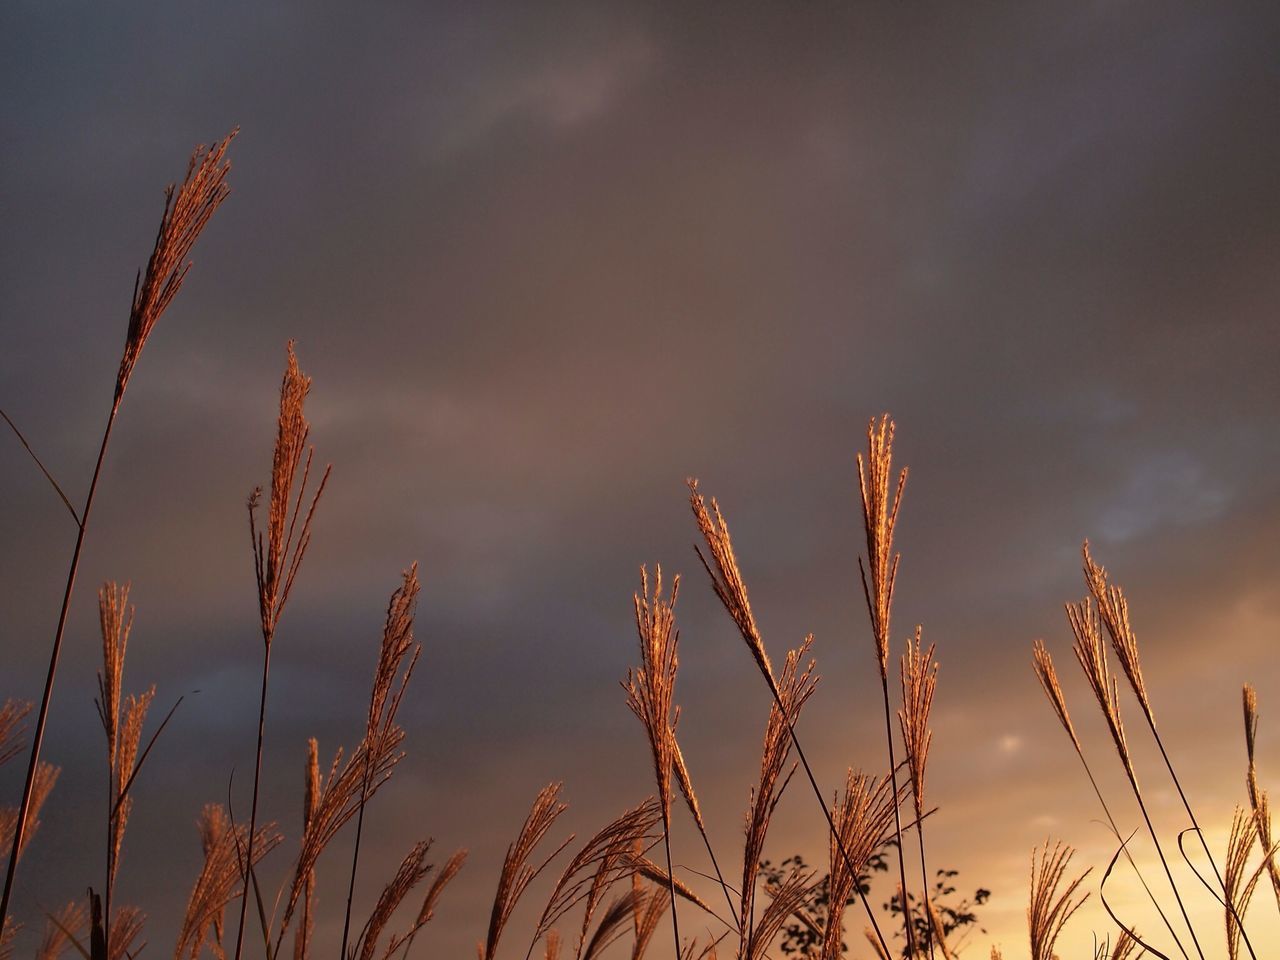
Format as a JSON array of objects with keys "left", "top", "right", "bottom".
[{"left": 1, "top": 137, "right": 1276, "bottom": 960}]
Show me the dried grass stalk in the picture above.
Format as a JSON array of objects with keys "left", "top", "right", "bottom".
[
  {"left": 1242, "top": 685, "right": 1280, "bottom": 908},
  {"left": 340, "top": 566, "right": 424, "bottom": 959},
  {"left": 623, "top": 567, "right": 681, "bottom": 817},
  {"left": 749, "top": 870, "right": 813, "bottom": 960},
  {"left": 822, "top": 771, "right": 899, "bottom": 960},
  {"left": 856, "top": 415, "right": 907, "bottom": 681},
  {"left": 294, "top": 739, "right": 323, "bottom": 960},
  {"left": 108, "top": 906, "right": 145, "bottom": 960},
  {"left": 530, "top": 799, "right": 661, "bottom": 955},
  {"left": 248, "top": 342, "right": 331, "bottom": 645},
  {"left": 630, "top": 887, "right": 670, "bottom": 960},
  {"left": 484, "top": 784, "right": 572, "bottom": 960},
  {"left": 277, "top": 733, "right": 406, "bottom": 939},
  {"left": 622, "top": 566, "right": 689, "bottom": 958},
  {"left": 240, "top": 342, "right": 332, "bottom": 960},
  {"left": 1027, "top": 841, "right": 1090, "bottom": 960},
  {"left": 0, "top": 762, "right": 59, "bottom": 861},
  {"left": 174, "top": 804, "right": 282, "bottom": 960},
  {"left": 740, "top": 637, "right": 818, "bottom": 959},
  {"left": 351, "top": 840, "right": 433, "bottom": 960},
  {"left": 110, "top": 685, "right": 155, "bottom": 892},
  {"left": 364, "top": 850, "right": 469, "bottom": 960},
  {"left": 95, "top": 583, "right": 134, "bottom": 771},
  {"left": 0, "top": 701, "right": 31, "bottom": 768},
  {"left": 899, "top": 629, "right": 936, "bottom": 820},
  {"left": 627, "top": 858, "right": 723, "bottom": 923},
  {"left": 581, "top": 891, "right": 645, "bottom": 960},
  {"left": 864, "top": 928, "right": 891, "bottom": 960},
  {"left": 857, "top": 415, "right": 916, "bottom": 959},
  {"left": 1107, "top": 928, "right": 1141, "bottom": 960},
  {"left": 1224, "top": 808, "right": 1262, "bottom": 960},
  {"left": 2, "top": 131, "right": 237, "bottom": 931},
  {"left": 37, "top": 900, "right": 88, "bottom": 960}
]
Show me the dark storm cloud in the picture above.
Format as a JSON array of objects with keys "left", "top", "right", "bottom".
[{"left": 3, "top": 2, "right": 1278, "bottom": 956}]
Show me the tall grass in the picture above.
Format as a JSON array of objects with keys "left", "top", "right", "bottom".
[{"left": 2, "top": 138, "right": 1276, "bottom": 960}]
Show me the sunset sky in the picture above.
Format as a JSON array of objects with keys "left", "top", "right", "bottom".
[{"left": 2, "top": 2, "right": 1279, "bottom": 958}]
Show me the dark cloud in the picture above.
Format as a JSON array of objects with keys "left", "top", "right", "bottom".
[{"left": 3, "top": 2, "right": 1279, "bottom": 956}]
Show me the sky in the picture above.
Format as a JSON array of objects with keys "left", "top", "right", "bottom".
[{"left": 2, "top": 1, "right": 1279, "bottom": 957}]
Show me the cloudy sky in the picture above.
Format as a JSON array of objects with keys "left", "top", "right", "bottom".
[{"left": 2, "top": 2, "right": 1278, "bottom": 957}]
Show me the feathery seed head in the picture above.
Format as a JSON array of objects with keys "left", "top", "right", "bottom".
[
  {"left": 96, "top": 582, "right": 134, "bottom": 768},
  {"left": 1032, "top": 640, "right": 1080, "bottom": 752},
  {"left": 857, "top": 415, "right": 907, "bottom": 681},
  {"left": 1081, "top": 542, "right": 1151, "bottom": 720},
  {"left": 688, "top": 479, "right": 773, "bottom": 684},
  {"left": 898, "top": 628, "right": 937, "bottom": 817},
  {"left": 116, "top": 131, "right": 236, "bottom": 400}
]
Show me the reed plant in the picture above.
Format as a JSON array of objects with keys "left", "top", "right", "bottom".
[{"left": 3, "top": 134, "right": 1276, "bottom": 960}]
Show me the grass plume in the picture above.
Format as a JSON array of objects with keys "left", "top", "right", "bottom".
[
  {"left": 856, "top": 415, "right": 916, "bottom": 959},
  {"left": 1242, "top": 685, "right": 1280, "bottom": 910},
  {"left": 236, "top": 341, "right": 331, "bottom": 960},
  {"left": 1027, "top": 841, "right": 1089, "bottom": 960}
]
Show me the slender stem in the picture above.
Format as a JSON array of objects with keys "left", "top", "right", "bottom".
[
  {"left": 660, "top": 805, "right": 683, "bottom": 960},
  {"left": 878, "top": 675, "right": 916, "bottom": 960},
  {"left": 1, "top": 398, "right": 120, "bottom": 928},
  {"left": 339, "top": 743, "right": 377, "bottom": 960},
  {"left": 1147, "top": 722, "right": 1257, "bottom": 960},
  {"left": 912, "top": 814, "right": 935, "bottom": 960},
  {"left": 759, "top": 674, "right": 894, "bottom": 960},
  {"left": 106, "top": 752, "right": 115, "bottom": 960},
  {"left": 1072, "top": 744, "right": 1188, "bottom": 960},
  {"left": 690, "top": 816, "right": 738, "bottom": 928},
  {"left": 233, "top": 641, "right": 274, "bottom": 960},
  {"left": 1126, "top": 774, "right": 1205, "bottom": 960}
]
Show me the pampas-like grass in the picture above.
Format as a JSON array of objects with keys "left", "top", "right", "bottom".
[
  {"left": 899, "top": 629, "right": 938, "bottom": 953},
  {"left": 822, "top": 771, "right": 899, "bottom": 960},
  {"left": 629, "top": 886, "right": 669, "bottom": 960},
  {"left": 1031, "top": 639, "right": 1185, "bottom": 956},
  {"left": 0, "top": 703, "right": 30, "bottom": 770},
  {"left": 740, "top": 637, "right": 817, "bottom": 960},
  {"left": 1085, "top": 544, "right": 1247, "bottom": 952},
  {"left": 1223, "top": 808, "right": 1262, "bottom": 960},
  {"left": 1068, "top": 593, "right": 1205, "bottom": 958},
  {"left": 688, "top": 477, "right": 894, "bottom": 959},
  {"left": 236, "top": 341, "right": 331, "bottom": 960},
  {"left": 0, "top": 763, "right": 58, "bottom": 864},
  {"left": 1027, "top": 841, "right": 1089, "bottom": 960},
  {"left": 1242, "top": 686, "right": 1280, "bottom": 910},
  {"left": 529, "top": 799, "right": 661, "bottom": 959},
  {"left": 174, "top": 805, "right": 282, "bottom": 960},
  {"left": 340, "top": 566, "right": 423, "bottom": 960},
  {"left": 36, "top": 901, "right": 87, "bottom": 960},
  {"left": 484, "top": 784, "right": 572, "bottom": 960},
  {"left": 623, "top": 568, "right": 686, "bottom": 959},
  {"left": 856, "top": 415, "right": 917, "bottom": 960},
  {"left": 351, "top": 840, "right": 433, "bottom": 960}
]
